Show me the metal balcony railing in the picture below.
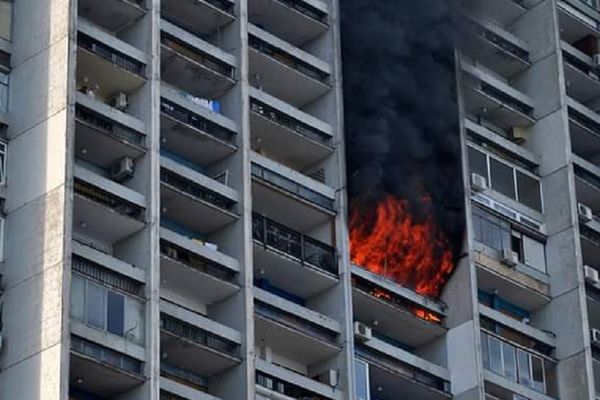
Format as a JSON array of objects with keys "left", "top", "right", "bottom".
[
  {"left": 251, "top": 163, "right": 334, "bottom": 210},
  {"left": 74, "top": 179, "right": 145, "bottom": 221},
  {"left": 71, "top": 335, "right": 143, "bottom": 375},
  {"left": 160, "top": 168, "right": 236, "bottom": 213},
  {"left": 249, "top": 35, "right": 329, "bottom": 83},
  {"left": 256, "top": 371, "right": 324, "bottom": 399},
  {"left": 272, "top": 0, "right": 328, "bottom": 24},
  {"left": 160, "top": 362, "right": 209, "bottom": 392},
  {"left": 160, "top": 314, "right": 239, "bottom": 356},
  {"left": 76, "top": 105, "right": 146, "bottom": 147},
  {"left": 252, "top": 213, "right": 337, "bottom": 275},
  {"left": 250, "top": 99, "right": 332, "bottom": 146},
  {"left": 160, "top": 98, "right": 236, "bottom": 144},
  {"left": 161, "top": 33, "right": 235, "bottom": 79},
  {"left": 78, "top": 33, "right": 146, "bottom": 77},
  {"left": 160, "top": 239, "right": 238, "bottom": 283}
]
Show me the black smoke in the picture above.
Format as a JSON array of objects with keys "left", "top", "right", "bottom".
[{"left": 340, "top": 0, "right": 465, "bottom": 257}]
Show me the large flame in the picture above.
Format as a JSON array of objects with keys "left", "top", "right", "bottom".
[{"left": 350, "top": 195, "right": 455, "bottom": 299}]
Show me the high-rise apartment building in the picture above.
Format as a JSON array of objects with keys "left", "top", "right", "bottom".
[{"left": 1, "top": 0, "right": 600, "bottom": 400}]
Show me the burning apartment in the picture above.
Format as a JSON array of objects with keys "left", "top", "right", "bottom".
[{"left": 0, "top": 0, "right": 600, "bottom": 399}]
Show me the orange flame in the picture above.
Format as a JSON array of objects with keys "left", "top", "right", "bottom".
[{"left": 350, "top": 195, "right": 455, "bottom": 299}]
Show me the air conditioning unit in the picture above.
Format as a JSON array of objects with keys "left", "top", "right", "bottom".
[
  {"left": 510, "top": 126, "right": 528, "bottom": 144},
  {"left": 110, "top": 156, "right": 135, "bottom": 182},
  {"left": 314, "top": 369, "right": 338, "bottom": 387},
  {"left": 501, "top": 248, "right": 519, "bottom": 267},
  {"left": 578, "top": 203, "right": 593, "bottom": 223},
  {"left": 471, "top": 173, "right": 488, "bottom": 192},
  {"left": 108, "top": 91, "right": 129, "bottom": 111},
  {"left": 354, "top": 321, "right": 372, "bottom": 341},
  {"left": 591, "top": 328, "right": 600, "bottom": 347},
  {"left": 585, "top": 265, "right": 600, "bottom": 284}
]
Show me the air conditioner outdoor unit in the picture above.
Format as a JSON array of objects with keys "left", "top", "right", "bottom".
[
  {"left": 109, "top": 91, "right": 129, "bottom": 111},
  {"left": 354, "top": 321, "right": 372, "bottom": 342},
  {"left": 471, "top": 173, "right": 488, "bottom": 192},
  {"left": 585, "top": 265, "right": 600, "bottom": 284},
  {"left": 501, "top": 248, "right": 519, "bottom": 267},
  {"left": 111, "top": 156, "right": 135, "bottom": 182},
  {"left": 578, "top": 203, "right": 593, "bottom": 223},
  {"left": 591, "top": 328, "right": 600, "bottom": 347},
  {"left": 510, "top": 126, "right": 528, "bottom": 144},
  {"left": 314, "top": 369, "right": 338, "bottom": 387}
]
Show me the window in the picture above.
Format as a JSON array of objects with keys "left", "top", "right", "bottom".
[
  {"left": 468, "top": 145, "right": 542, "bottom": 212},
  {"left": 354, "top": 359, "right": 370, "bottom": 400},
  {"left": 0, "top": 139, "right": 7, "bottom": 185},
  {"left": 71, "top": 275, "right": 145, "bottom": 344},
  {"left": 0, "top": 0, "right": 11, "bottom": 42}
]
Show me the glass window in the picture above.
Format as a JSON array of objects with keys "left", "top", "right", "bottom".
[
  {"left": 469, "top": 146, "right": 488, "bottom": 180},
  {"left": 481, "top": 332, "right": 490, "bottom": 370},
  {"left": 107, "top": 291, "right": 125, "bottom": 336},
  {"left": 522, "top": 236, "right": 546, "bottom": 273},
  {"left": 0, "top": 0, "right": 11, "bottom": 42},
  {"left": 70, "top": 275, "right": 85, "bottom": 321},
  {"left": 531, "top": 355, "right": 545, "bottom": 393},
  {"left": 488, "top": 336, "right": 503, "bottom": 375},
  {"left": 517, "top": 349, "right": 531, "bottom": 387},
  {"left": 86, "top": 282, "right": 105, "bottom": 329},
  {"left": 516, "top": 171, "right": 542, "bottom": 212},
  {"left": 502, "top": 341, "right": 517, "bottom": 382},
  {"left": 490, "top": 158, "right": 516, "bottom": 200},
  {"left": 0, "top": 71, "right": 8, "bottom": 113},
  {"left": 354, "top": 359, "right": 370, "bottom": 400}
]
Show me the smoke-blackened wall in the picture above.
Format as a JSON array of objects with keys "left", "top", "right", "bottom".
[{"left": 340, "top": 0, "right": 465, "bottom": 257}]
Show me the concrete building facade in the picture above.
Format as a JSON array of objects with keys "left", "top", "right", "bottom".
[{"left": 0, "top": 0, "right": 600, "bottom": 400}]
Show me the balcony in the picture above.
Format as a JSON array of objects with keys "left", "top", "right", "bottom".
[
  {"left": 160, "top": 309, "right": 241, "bottom": 377},
  {"left": 251, "top": 152, "right": 335, "bottom": 233},
  {"left": 78, "top": 0, "right": 146, "bottom": 33},
  {"left": 563, "top": 44, "right": 600, "bottom": 104},
  {"left": 249, "top": 25, "right": 331, "bottom": 107},
  {"left": 161, "top": 372, "right": 223, "bottom": 400},
  {"left": 351, "top": 266, "right": 447, "bottom": 349},
  {"left": 77, "top": 27, "right": 147, "bottom": 100},
  {"left": 568, "top": 97, "right": 600, "bottom": 163},
  {"left": 160, "top": 226, "right": 240, "bottom": 307},
  {"left": 160, "top": 84, "right": 237, "bottom": 166},
  {"left": 161, "top": 0, "right": 235, "bottom": 39},
  {"left": 252, "top": 213, "right": 337, "bottom": 299},
  {"left": 248, "top": 0, "right": 329, "bottom": 46},
  {"left": 466, "top": 17, "right": 530, "bottom": 77},
  {"left": 249, "top": 87, "right": 333, "bottom": 171},
  {"left": 161, "top": 20, "right": 236, "bottom": 100},
  {"left": 558, "top": 0, "right": 600, "bottom": 43},
  {"left": 73, "top": 170, "right": 146, "bottom": 245},
  {"left": 255, "top": 358, "right": 340, "bottom": 400},
  {"left": 161, "top": 156, "right": 238, "bottom": 234},
  {"left": 72, "top": 239, "right": 146, "bottom": 283},
  {"left": 461, "top": 63, "right": 535, "bottom": 130},
  {"left": 254, "top": 288, "right": 341, "bottom": 367},
  {"left": 465, "top": 0, "right": 527, "bottom": 26},
  {"left": 75, "top": 93, "right": 146, "bottom": 169},
  {"left": 70, "top": 336, "right": 144, "bottom": 398}
]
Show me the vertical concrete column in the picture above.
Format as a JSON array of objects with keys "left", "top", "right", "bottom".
[
  {"left": 0, "top": 0, "right": 75, "bottom": 399},
  {"left": 513, "top": 0, "right": 596, "bottom": 398}
]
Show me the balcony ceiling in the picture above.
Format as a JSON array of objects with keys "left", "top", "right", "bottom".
[
  {"left": 162, "top": 0, "right": 235, "bottom": 37},
  {"left": 78, "top": 0, "right": 146, "bottom": 33}
]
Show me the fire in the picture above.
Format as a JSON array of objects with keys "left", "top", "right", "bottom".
[{"left": 350, "top": 195, "right": 455, "bottom": 299}]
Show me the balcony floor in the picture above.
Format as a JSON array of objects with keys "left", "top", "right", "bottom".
[
  {"left": 248, "top": 0, "right": 328, "bottom": 46},
  {"left": 73, "top": 193, "right": 145, "bottom": 244},
  {"left": 160, "top": 330, "right": 240, "bottom": 377},
  {"left": 162, "top": 0, "right": 234, "bottom": 37},
  {"left": 161, "top": 45, "right": 236, "bottom": 100},
  {"left": 70, "top": 352, "right": 144, "bottom": 398},
  {"left": 78, "top": 0, "right": 146, "bottom": 33},
  {"left": 249, "top": 48, "right": 330, "bottom": 108}
]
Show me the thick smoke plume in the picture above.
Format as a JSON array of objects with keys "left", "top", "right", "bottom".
[{"left": 341, "top": 0, "right": 465, "bottom": 259}]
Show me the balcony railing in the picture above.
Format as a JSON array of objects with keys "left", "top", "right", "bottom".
[
  {"left": 563, "top": 51, "right": 599, "bottom": 80},
  {"left": 78, "top": 33, "right": 146, "bottom": 77},
  {"left": 472, "top": 20, "right": 529, "bottom": 62},
  {"left": 249, "top": 35, "right": 329, "bottom": 83},
  {"left": 256, "top": 371, "right": 323, "bottom": 399},
  {"left": 255, "top": 300, "right": 338, "bottom": 342},
  {"left": 160, "top": 314, "right": 239, "bottom": 356},
  {"left": 272, "top": 0, "right": 328, "bottom": 24},
  {"left": 160, "top": 98, "right": 236, "bottom": 144},
  {"left": 250, "top": 99, "right": 332, "bottom": 146},
  {"left": 76, "top": 105, "right": 146, "bottom": 147},
  {"left": 252, "top": 213, "right": 337, "bottom": 275},
  {"left": 479, "top": 82, "right": 533, "bottom": 116},
  {"left": 74, "top": 179, "right": 145, "bottom": 221},
  {"left": 160, "top": 168, "right": 236, "bottom": 213},
  {"left": 161, "top": 362, "right": 209, "bottom": 392},
  {"left": 71, "top": 335, "right": 143, "bottom": 375},
  {"left": 251, "top": 163, "right": 334, "bottom": 210},
  {"left": 160, "top": 239, "right": 238, "bottom": 283},
  {"left": 569, "top": 103, "right": 600, "bottom": 137},
  {"left": 161, "top": 33, "right": 235, "bottom": 79},
  {"left": 72, "top": 254, "right": 144, "bottom": 297}
]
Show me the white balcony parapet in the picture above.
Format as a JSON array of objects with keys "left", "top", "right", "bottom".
[
  {"left": 76, "top": 91, "right": 147, "bottom": 135},
  {"left": 70, "top": 320, "right": 146, "bottom": 361},
  {"left": 160, "top": 376, "right": 223, "bottom": 400},
  {"left": 74, "top": 164, "right": 146, "bottom": 208},
  {"left": 72, "top": 240, "right": 145, "bottom": 283}
]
